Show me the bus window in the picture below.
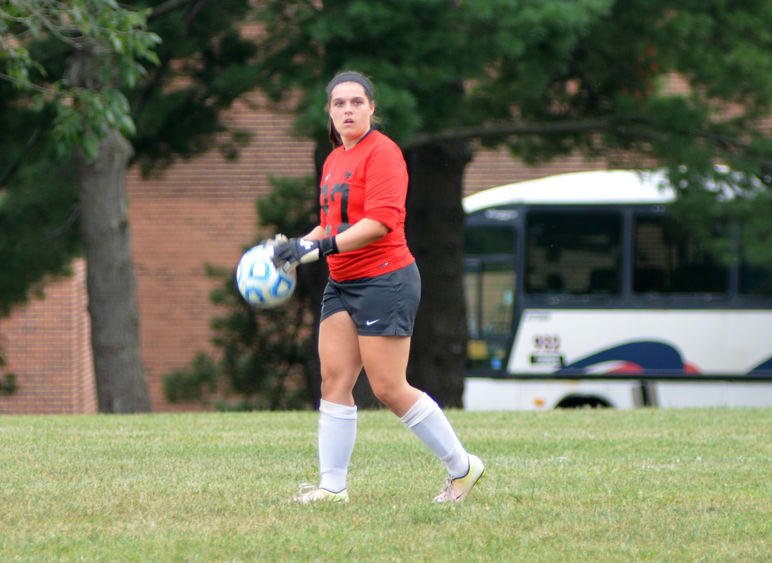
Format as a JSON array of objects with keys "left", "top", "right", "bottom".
[
  {"left": 464, "top": 259, "right": 516, "bottom": 370},
  {"left": 525, "top": 211, "right": 621, "bottom": 296},
  {"left": 464, "top": 223, "right": 517, "bottom": 370},
  {"left": 465, "top": 224, "right": 517, "bottom": 255},
  {"left": 633, "top": 215, "right": 728, "bottom": 294}
]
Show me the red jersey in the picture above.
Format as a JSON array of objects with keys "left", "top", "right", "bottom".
[{"left": 319, "top": 130, "right": 415, "bottom": 281}]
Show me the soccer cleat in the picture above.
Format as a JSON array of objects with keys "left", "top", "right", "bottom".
[
  {"left": 433, "top": 453, "right": 486, "bottom": 503},
  {"left": 293, "top": 483, "right": 350, "bottom": 504}
]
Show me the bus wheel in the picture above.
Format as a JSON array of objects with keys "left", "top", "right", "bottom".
[{"left": 556, "top": 395, "right": 612, "bottom": 409}]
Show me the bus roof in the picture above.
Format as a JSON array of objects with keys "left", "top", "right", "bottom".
[{"left": 463, "top": 169, "right": 675, "bottom": 213}]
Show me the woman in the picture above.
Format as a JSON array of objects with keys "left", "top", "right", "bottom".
[{"left": 272, "top": 70, "right": 484, "bottom": 503}]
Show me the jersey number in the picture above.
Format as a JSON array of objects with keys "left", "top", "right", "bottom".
[{"left": 321, "top": 182, "right": 351, "bottom": 233}]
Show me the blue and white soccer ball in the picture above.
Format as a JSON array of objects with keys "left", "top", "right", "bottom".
[{"left": 236, "top": 244, "right": 297, "bottom": 308}]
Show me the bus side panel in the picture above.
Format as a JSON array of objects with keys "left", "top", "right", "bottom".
[
  {"left": 463, "top": 309, "right": 772, "bottom": 410},
  {"left": 656, "top": 383, "right": 772, "bottom": 408},
  {"left": 509, "top": 309, "right": 772, "bottom": 377},
  {"left": 463, "top": 378, "right": 638, "bottom": 410}
]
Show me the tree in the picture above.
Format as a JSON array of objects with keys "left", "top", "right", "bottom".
[
  {"left": 1, "top": 0, "right": 265, "bottom": 411},
  {"left": 1, "top": 0, "right": 161, "bottom": 411},
  {"left": 253, "top": 0, "right": 772, "bottom": 406}
]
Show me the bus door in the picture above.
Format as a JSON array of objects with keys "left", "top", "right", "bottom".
[{"left": 463, "top": 208, "right": 520, "bottom": 373}]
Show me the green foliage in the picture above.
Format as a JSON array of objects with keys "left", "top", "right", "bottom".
[
  {"left": 254, "top": 0, "right": 772, "bottom": 266},
  {"left": 162, "top": 352, "right": 217, "bottom": 403},
  {"left": 0, "top": 0, "right": 262, "bottom": 314},
  {"left": 162, "top": 176, "right": 318, "bottom": 410},
  {"left": 128, "top": 0, "right": 260, "bottom": 174},
  {"left": 255, "top": 0, "right": 615, "bottom": 143},
  {"left": 0, "top": 352, "right": 17, "bottom": 395},
  {"left": 0, "top": 1, "right": 159, "bottom": 313},
  {"left": 256, "top": 175, "right": 318, "bottom": 237},
  {"left": 162, "top": 265, "right": 311, "bottom": 410},
  {"left": 207, "top": 262, "right": 310, "bottom": 411},
  {"left": 1, "top": 0, "right": 290, "bottom": 411},
  {"left": 0, "top": 373, "right": 17, "bottom": 395},
  {"left": 0, "top": 0, "right": 161, "bottom": 159},
  {"left": 668, "top": 167, "right": 772, "bottom": 269},
  {"left": 0, "top": 117, "right": 81, "bottom": 316}
]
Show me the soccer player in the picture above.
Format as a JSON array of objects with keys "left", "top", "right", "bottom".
[{"left": 272, "top": 70, "right": 484, "bottom": 503}]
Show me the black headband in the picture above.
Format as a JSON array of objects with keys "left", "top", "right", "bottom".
[{"left": 326, "top": 72, "right": 374, "bottom": 100}]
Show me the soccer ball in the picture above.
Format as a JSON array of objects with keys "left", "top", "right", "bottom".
[{"left": 236, "top": 244, "right": 297, "bottom": 308}]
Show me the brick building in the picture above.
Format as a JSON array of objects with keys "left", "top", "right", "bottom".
[{"left": 0, "top": 90, "right": 606, "bottom": 414}]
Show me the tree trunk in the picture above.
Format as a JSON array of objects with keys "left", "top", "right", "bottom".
[
  {"left": 76, "top": 129, "right": 151, "bottom": 413},
  {"left": 404, "top": 141, "right": 472, "bottom": 407}
]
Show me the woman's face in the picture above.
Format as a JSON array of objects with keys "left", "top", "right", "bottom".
[{"left": 329, "top": 81, "right": 374, "bottom": 148}]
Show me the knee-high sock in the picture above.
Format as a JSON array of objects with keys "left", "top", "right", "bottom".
[
  {"left": 400, "top": 392, "right": 469, "bottom": 478},
  {"left": 318, "top": 400, "right": 357, "bottom": 493}
]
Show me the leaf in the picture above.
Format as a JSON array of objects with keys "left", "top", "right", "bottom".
[{"left": 82, "top": 133, "right": 100, "bottom": 159}]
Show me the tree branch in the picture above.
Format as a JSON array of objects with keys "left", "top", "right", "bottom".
[
  {"left": 403, "top": 117, "right": 616, "bottom": 149},
  {"left": 147, "top": 0, "right": 197, "bottom": 21},
  {"left": 403, "top": 116, "right": 772, "bottom": 168},
  {"left": 132, "top": 0, "right": 209, "bottom": 118},
  {"left": 0, "top": 128, "right": 41, "bottom": 188}
]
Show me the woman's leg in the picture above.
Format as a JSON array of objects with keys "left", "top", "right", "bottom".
[
  {"left": 357, "top": 334, "right": 420, "bottom": 416},
  {"left": 314, "top": 311, "right": 362, "bottom": 494},
  {"left": 319, "top": 310, "right": 362, "bottom": 404},
  {"left": 358, "top": 335, "right": 471, "bottom": 481}
]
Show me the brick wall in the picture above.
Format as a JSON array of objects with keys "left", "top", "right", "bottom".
[{"left": 0, "top": 259, "right": 96, "bottom": 414}]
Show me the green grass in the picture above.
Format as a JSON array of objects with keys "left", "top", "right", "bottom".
[{"left": 1, "top": 408, "right": 770, "bottom": 562}]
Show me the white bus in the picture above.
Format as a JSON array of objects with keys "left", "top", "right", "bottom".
[{"left": 461, "top": 170, "right": 772, "bottom": 410}]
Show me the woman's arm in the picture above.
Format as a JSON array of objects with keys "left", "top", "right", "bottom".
[
  {"left": 304, "top": 218, "right": 387, "bottom": 253},
  {"left": 274, "top": 218, "right": 388, "bottom": 269},
  {"left": 302, "top": 225, "right": 327, "bottom": 240},
  {"left": 332, "top": 218, "right": 388, "bottom": 253}
]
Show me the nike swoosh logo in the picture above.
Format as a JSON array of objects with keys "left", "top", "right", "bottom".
[{"left": 365, "top": 319, "right": 379, "bottom": 326}]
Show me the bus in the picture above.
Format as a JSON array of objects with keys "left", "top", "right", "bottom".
[{"left": 461, "top": 169, "right": 772, "bottom": 410}]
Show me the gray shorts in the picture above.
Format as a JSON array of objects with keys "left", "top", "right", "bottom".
[{"left": 321, "top": 262, "right": 421, "bottom": 336}]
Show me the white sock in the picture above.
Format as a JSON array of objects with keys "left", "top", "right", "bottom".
[
  {"left": 318, "top": 400, "right": 357, "bottom": 493},
  {"left": 400, "top": 392, "right": 469, "bottom": 479}
]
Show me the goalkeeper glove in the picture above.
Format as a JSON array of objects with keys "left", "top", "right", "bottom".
[{"left": 273, "top": 236, "right": 339, "bottom": 271}]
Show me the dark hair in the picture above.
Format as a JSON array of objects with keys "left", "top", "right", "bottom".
[
  {"left": 326, "top": 70, "right": 377, "bottom": 148},
  {"left": 326, "top": 71, "right": 374, "bottom": 100}
]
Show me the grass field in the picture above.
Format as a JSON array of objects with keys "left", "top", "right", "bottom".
[{"left": 1, "top": 408, "right": 770, "bottom": 562}]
